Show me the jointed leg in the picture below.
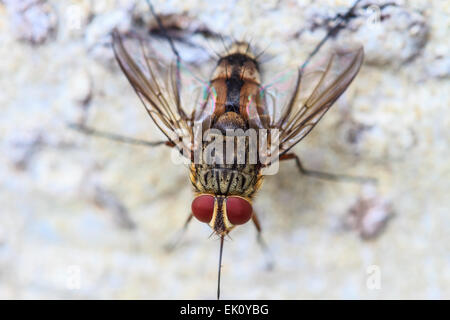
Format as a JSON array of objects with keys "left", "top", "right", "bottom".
[
  {"left": 280, "top": 153, "right": 377, "bottom": 184},
  {"left": 300, "top": 0, "right": 363, "bottom": 70},
  {"left": 252, "top": 212, "right": 268, "bottom": 251},
  {"left": 252, "top": 211, "right": 274, "bottom": 270},
  {"left": 164, "top": 213, "right": 194, "bottom": 252},
  {"left": 69, "top": 123, "right": 171, "bottom": 148},
  {"left": 146, "top": 0, "right": 183, "bottom": 95}
]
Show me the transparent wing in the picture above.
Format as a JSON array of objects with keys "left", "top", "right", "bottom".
[
  {"left": 112, "top": 30, "right": 206, "bottom": 158},
  {"left": 273, "top": 47, "right": 364, "bottom": 155},
  {"left": 191, "top": 80, "right": 217, "bottom": 131},
  {"left": 259, "top": 68, "right": 300, "bottom": 129}
]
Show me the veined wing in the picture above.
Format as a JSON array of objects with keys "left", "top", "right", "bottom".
[
  {"left": 274, "top": 47, "right": 364, "bottom": 156},
  {"left": 112, "top": 30, "right": 205, "bottom": 158}
]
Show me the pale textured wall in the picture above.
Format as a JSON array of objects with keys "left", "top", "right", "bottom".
[{"left": 0, "top": 0, "right": 448, "bottom": 299}]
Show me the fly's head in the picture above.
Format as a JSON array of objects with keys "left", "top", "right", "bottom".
[{"left": 191, "top": 194, "right": 253, "bottom": 236}]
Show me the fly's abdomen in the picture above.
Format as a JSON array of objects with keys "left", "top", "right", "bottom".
[{"left": 209, "top": 41, "right": 266, "bottom": 125}]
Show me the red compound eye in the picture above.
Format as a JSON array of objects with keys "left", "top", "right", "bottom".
[
  {"left": 226, "top": 197, "right": 253, "bottom": 225},
  {"left": 192, "top": 195, "right": 214, "bottom": 223}
]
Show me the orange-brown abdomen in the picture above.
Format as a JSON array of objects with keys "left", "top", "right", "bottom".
[{"left": 209, "top": 42, "right": 264, "bottom": 128}]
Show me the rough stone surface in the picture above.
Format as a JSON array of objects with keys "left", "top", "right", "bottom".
[{"left": 0, "top": 0, "right": 448, "bottom": 299}]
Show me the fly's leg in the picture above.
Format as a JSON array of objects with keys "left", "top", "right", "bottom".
[
  {"left": 300, "top": 0, "right": 363, "bottom": 71},
  {"left": 252, "top": 212, "right": 267, "bottom": 250},
  {"left": 69, "top": 123, "right": 173, "bottom": 148},
  {"left": 164, "top": 213, "right": 194, "bottom": 252},
  {"left": 146, "top": 0, "right": 183, "bottom": 95},
  {"left": 146, "top": 0, "right": 181, "bottom": 64},
  {"left": 252, "top": 212, "right": 274, "bottom": 271},
  {"left": 279, "top": 153, "right": 377, "bottom": 184}
]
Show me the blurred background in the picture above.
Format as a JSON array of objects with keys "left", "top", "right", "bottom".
[{"left": 0, "top": 0, "right": 448, "bottom": 299}]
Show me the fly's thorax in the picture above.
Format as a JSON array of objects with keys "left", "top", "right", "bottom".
[{"left": 190, "top": 163, "right": 263, "bottom": 198}]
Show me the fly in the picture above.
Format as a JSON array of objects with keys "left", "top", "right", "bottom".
[{"left": 70, "top": 0, "right": 374, "bottom": 299}]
